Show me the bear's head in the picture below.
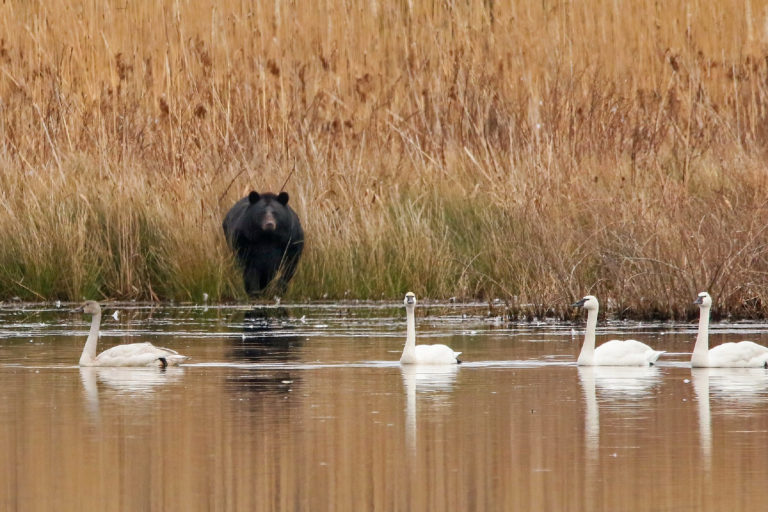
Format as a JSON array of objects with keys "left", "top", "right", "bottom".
[{"left": 244, "top": 191, "right": 291, "bottom": 236}]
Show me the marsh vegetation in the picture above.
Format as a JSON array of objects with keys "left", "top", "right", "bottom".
[{"left": 1, "top": 1, "right": 768, "bottom": 317}]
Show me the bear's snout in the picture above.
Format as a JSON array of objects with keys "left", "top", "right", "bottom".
[{"left": 261, "top": 211, "right": 277, "bottom": 231}]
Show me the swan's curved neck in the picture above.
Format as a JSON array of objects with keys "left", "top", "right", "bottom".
[
  {"left": 79, "top": 312, "right": 101, "bottom": 365},
  {"left": 578, "top": 308, "right": 598, "bottom": 365},
  {"left": 691, "top": 306, "right": 710, "bottom": 367},
  {"left": 401, "top": 305, "right": 417, "bottom": 363}
]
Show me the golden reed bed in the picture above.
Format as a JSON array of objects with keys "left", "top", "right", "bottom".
[{"left": 1, "top": 1, "right": 767, "bottom": 318}]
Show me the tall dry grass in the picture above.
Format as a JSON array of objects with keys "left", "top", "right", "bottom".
[{"left": 2, "top": 0, "right": 768, "bottom": 317}]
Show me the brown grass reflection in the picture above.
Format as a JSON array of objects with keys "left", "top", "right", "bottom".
[{"left": 2, "top": 364, "right": 768, "bottom": 510}]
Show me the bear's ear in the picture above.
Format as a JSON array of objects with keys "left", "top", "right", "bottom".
[
  {"left": 248, "top": 191, "right": 260, "bottom": 204},
  {"left": 277, "top": 192, "right": 289, "bottom": 205}
]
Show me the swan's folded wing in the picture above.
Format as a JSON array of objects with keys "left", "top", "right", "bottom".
[
  {"left": 94, "top": 351, "right": 165, "bottom": 367},
  {"left": 594, "top": 339, "right": 664, "bottom": 366},
  {"left": 414, "top": 344, "right": 460, "bottom": 364},
  {"left": 95, "top": 342, "right": 186, "bottom": 366},
  {"left": 709, "top": 341, "right": 768, "bottom": 367}
]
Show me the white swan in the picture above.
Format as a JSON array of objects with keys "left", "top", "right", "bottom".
[
  {"left": 692, "top": 292, "right": 768, "bottom": 368},
  {"left": 399, "top": 292, "right": 461, "bottom": 365},
  {"left": 572, "top": 295, "right": 664, "bottom": 366},
  {"left": 75, "top": 301, "right": 189, "bottom": 367}
]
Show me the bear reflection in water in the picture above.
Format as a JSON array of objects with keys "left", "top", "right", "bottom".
[
  {"left": 222, "top": 191, "right": 304, "bottom": 296},
  {"left": 226, "top": 307, "right": 304, "bottom": 397}
]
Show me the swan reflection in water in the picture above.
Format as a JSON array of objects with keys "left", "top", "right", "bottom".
[
  {"left": 692, "top": 367, "right": 768, "bottom": 470},
  {"left": 400, "top": 364, "right": 459, "bottom": 453},
  {"left": 578, "top": 366, "right": 661, "bottom": 460},
  {"left": 80, "top": 366, "right": 186, "bottom": 416}
]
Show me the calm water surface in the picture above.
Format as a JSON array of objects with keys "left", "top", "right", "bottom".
[{"left": 1, "top": 302, "right": 768, "bottom": 511}]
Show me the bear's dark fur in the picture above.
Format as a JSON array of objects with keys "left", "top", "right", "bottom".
[{"left": 222, "top": 191, "right": 304, "bottom": 296}]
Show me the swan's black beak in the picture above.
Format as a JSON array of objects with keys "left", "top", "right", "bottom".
[
  {"left": 571, "top": 298, "right": 587, "bottom": 308},
  {"left": 71, "top": 306, "right": 84, "bottom": 313},
  {"left": 694, "top": 296, "right": 704, "bottom": 305}
]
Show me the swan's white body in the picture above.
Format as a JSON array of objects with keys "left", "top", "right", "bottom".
[
  {"left": 400, "top": 292, "right": 461, "bottom": 365},
  {"left": 572, "top": 295, "right": 664, "bottom": 366},
  {"left": 692, "top": 292, "right": 768, "bottom": 368},
  {"left": 76, "top": 301, "right": 188, "bottom": 367}
]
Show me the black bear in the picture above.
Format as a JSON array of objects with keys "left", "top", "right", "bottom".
[{"left": 222, "top": 191, "right": 304, "bottom": 296}]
